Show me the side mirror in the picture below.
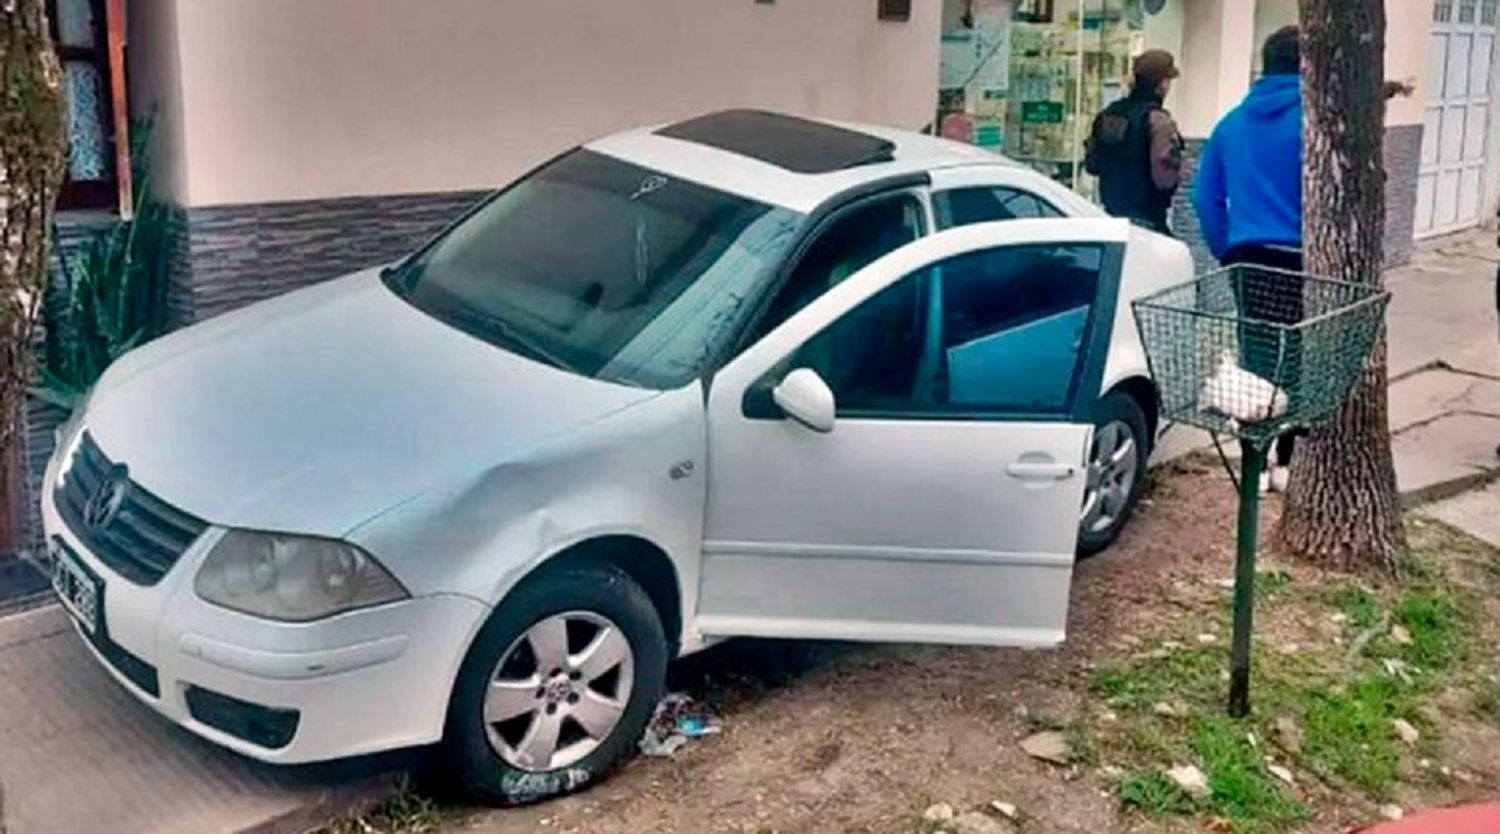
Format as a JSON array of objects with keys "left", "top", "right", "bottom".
[{"left": 772, "top": 368, "right": 836, "bottom": 433}]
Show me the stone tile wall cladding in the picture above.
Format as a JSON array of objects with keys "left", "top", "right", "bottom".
[
  {"left": 16, "top": 216, "right": 115, "bottom": 562},
  {"left": 1169, "top": 124, "right": 1423, "bottom": 272},
  {"left": 15, "top": 190, "right": 487, "bottom": 560}
]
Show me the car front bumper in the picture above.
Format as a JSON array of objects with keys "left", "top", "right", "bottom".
[{"left": 41, "top": 453, "right": 490, "bottom": 765}]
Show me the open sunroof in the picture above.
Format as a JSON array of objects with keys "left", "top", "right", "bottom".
[{"left": 655, "top": 110, "right": 896, "bottom": 175}]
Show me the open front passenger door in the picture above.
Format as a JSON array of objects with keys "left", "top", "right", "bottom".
[{"left": 695, "top": 218, "right": 1132, "bottom": 647}]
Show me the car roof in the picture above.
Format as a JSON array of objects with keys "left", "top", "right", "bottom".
[{"left": 585, "top": 109, "right": 1027, "bottom": 214}]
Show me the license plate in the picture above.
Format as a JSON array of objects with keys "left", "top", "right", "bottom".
[{"left": 51, "top": 541, "right": 101, "bottom": 636}]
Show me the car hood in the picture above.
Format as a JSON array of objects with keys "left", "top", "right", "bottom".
[{"left": 83, "top": 270, "right": 659, "bottom": 534}]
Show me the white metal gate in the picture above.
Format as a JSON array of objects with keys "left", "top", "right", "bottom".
[{"left": 1417, "top": 0, "right": 1498, "bottom": 237}]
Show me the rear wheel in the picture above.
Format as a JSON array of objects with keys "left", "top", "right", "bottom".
[
  {"left": 440, "top": 560, "right": 666, "bottom": 805},
  {"left": 1078, "top": 391, "right": 1149, "bottom": 556}
]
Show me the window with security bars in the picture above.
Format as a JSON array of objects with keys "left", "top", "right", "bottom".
[
  {"left": 1460, "top": 0, "right": 1478, "bottom": 23},
  {"left": 1483, "top": 0, "right": 1498, "bottom": 25},
  {"left": 46, "top": 0, "right": 126, "bottom": 211},
  {"left": 1436, "top": 0, "right": 1454, "bottom": 22}
]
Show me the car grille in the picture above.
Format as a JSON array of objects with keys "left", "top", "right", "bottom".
[{"left": 54, "top": 432, "right": 207, "bottom": 586}]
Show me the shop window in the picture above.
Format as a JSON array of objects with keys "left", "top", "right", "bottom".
[
  {"left": 879, "top": 0, "right": 912, "bottom": 22},
  {"left": 1013, "top": 0, "right": 1055, "bottom": 24},
  {"left": 48, "top": 0, "right": 125, "bottom": 211},
  {"left": 938, "top": 0, "right": 1157, "bottom": 202}
]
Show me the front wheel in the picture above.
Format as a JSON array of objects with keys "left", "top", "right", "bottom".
[
  {"left": 1077, "top": 391, "right": 1149, "bottom": 557},
  {"left": 439, "top": 560, "right": 667, "bottom": 805}
]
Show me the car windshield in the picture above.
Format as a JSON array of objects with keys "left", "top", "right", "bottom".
[{"left": 386, "top": 150, "right": 803, "bottom": 388}]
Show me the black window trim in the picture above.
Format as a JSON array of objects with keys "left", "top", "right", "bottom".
[
  {"left": 741, "top": 241, "right": 1126, "bottom": 425},
  {"left": 932, "top": 185, "right": 1066, "bottom": 230},
  {"left": 708, "top": 173, "right": 933, "bottom": 379}
]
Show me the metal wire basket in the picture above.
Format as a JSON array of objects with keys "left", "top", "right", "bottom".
[{"left": 1132, "top": 265, "right": 1390, "bottom": 445}]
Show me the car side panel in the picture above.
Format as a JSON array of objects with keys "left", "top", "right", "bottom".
[{"left": 347, "top": 387, "right": 708, "bottom": 651}]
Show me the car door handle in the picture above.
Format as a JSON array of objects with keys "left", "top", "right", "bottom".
[{"left": 1005, "top": 461, "right": 1077, "bottom": 481}]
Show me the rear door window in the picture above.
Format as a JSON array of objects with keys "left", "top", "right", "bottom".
[{"left": 934, "top": 187, "right": 1064, "bottom": 229}]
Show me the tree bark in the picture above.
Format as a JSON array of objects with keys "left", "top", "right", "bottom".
[
  {"left": 1275, "top": 0, "right": 1403, "bottom": 574},
  {"left": 0, "top": 0, "right": 66, "bottom": 459}
]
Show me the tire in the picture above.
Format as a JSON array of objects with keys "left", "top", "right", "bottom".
[
  {"left": 439, "top": 560, "right": 667, "bottom": 805},
  {"left": 1077, "top": 391, "right": 1150, "bottom": 557}
]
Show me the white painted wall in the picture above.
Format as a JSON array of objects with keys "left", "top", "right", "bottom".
[
  {"left": 1176, "top": 0, "right": 1256, "bottom": 139},
  {"left": 128, "top": 0, "right": 942, "bottom": 208},
  {"left": 125, "top": 0, "right": 190, "bottom": 204}
]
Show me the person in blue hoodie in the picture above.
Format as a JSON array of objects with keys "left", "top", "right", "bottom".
[{"left": 1193, "top": 24, "right": 1304, "bottom": 492}]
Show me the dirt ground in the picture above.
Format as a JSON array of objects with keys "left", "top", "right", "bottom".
[
  {"left": 425, "top": 457, "right": 1237, "bottom": 833},
  {"left": 420, "top": 457, "right": 1500, "bottom": 834}
]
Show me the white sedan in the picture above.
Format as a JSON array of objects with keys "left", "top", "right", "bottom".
[{"left": 42, "top": 110, "right": 1190, "bottom": 804}]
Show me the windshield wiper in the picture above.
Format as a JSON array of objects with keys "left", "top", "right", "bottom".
[
  {"left": 443, "top": 305, "right": 576, "bottom": 374},
  {"left": 379, "top": 258, "right": 418, "bottom": 293}
]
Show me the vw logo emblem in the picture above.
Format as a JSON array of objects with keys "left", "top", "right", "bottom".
[{"left": 83, "top": 464, "right": 130, "bottom": 531}]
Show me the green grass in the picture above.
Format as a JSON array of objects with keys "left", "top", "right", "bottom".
[
  {"left": 1256, "top": 569, "right": 1294, "bottom": 601},
  {"left": 1087, "top": 559, "right": 1491, "bottom": 832},
  {"left": 1391, "top": 589, "right": 1467, "bottom": 671},
  {"left": 1298, "top": 674, "right": 1414, "bottom": 797},
  {"left": 1325, "top": 584, "right": 1383, "bottom": 631},
  {"left": 318, "top": 776, "right": 438, "bottom": 834},
  {"left": 1472, "top": 677, "right": 1500, "bottom": 724},
  {"left": 1115, "top": 719, "right": 1307, "bottom": 832},
  {"left": 1089, "top": 645, "right": 1225, "bottom": 712},
  {"left": 1119, "top": 769, "right": 1197, "bottom": 817},
  {"left": 1065, "top": 721, "right": 1099, "bottom": 766},
  {"left": 1191, "top": 717, "right": 1308, "bottom": 833}
]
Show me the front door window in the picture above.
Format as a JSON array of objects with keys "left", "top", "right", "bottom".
[
  {"left": 787, "top": 242, "right": 1104, "bottom": 418},
  {"left": 750, "top": 194, "right": 926, "bottom": 342}
]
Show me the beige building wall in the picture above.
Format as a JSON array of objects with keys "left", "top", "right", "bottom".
[
  {"left": 1383, "top": 0, "right": 1433, "bottom": 127},
  {"left": 130, "top": 0, "right": 942, "bottom": 209}
]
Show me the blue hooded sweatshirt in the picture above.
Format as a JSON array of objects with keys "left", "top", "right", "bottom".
[{"left": 1192, "top": 74, "right": 1302, "bottom": 261}]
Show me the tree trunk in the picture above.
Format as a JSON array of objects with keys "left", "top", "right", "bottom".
[
  {"left": 1275, "top": 0, "right": 1403, "bottom": 574},
  {"left": 0, "top": 0, "right": 66, "bottom": 460}
]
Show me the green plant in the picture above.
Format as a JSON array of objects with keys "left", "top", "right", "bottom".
[
  {"left": 35, "top": 121, "right": 172, "bottom": 409},
  {"left": 1088, "top": 645, "right": 1225, "bottom": 711},
  {"left": 1472, "top": 677, "right": 1500, "bottom": 724},
  {"left": 1392, "top": 589, "right": 1467, "bottom": 671},
  {"left": 1256, "top": 569, "right": 1294, "bottom": 601},
  {"left": 1300, "top": 674, "right": 1411, "bottom": 797},
  {"left": 1326, "top": 584, "right": 1383, "bottom": 631},
  {"left": 317, "top": 775, "right": 438, "bottom": 834},
  {"left": 1191, "top": 717, "right": 1308, "bottom": 832},
  {"left": 1119, "top": 769, "right": 1197, "bottom": 816}
]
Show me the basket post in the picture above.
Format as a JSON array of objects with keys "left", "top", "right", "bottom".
[{"left": 1228, "top": 439, "right": 1267, "bottom": 718}]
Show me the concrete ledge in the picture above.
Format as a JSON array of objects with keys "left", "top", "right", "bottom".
[{"left": 239, "top": 774, "right": 400, "bottom": 834}]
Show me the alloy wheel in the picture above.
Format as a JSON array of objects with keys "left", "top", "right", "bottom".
[
  {"left": 482, "top": 610, "right": 634, "bottom": 772},
  {"left": 1081, "top": 419, "right": 1139, "bottom": 535}
]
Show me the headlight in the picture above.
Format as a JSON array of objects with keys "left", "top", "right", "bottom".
[{"left": 194, "top": 531, "right": 408, "bottom": 621}]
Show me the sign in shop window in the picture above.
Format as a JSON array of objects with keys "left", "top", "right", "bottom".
[{"left": 1021, "top": 101, "right": 1065, "bottom": 124}]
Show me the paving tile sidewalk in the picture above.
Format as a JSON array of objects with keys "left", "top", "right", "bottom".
[
  {"left": 1386, "top": 230, "right": 1500, "bottom": 499},
  {"left": 0, "top": 605, "right": 393, "bottom": 834}
]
